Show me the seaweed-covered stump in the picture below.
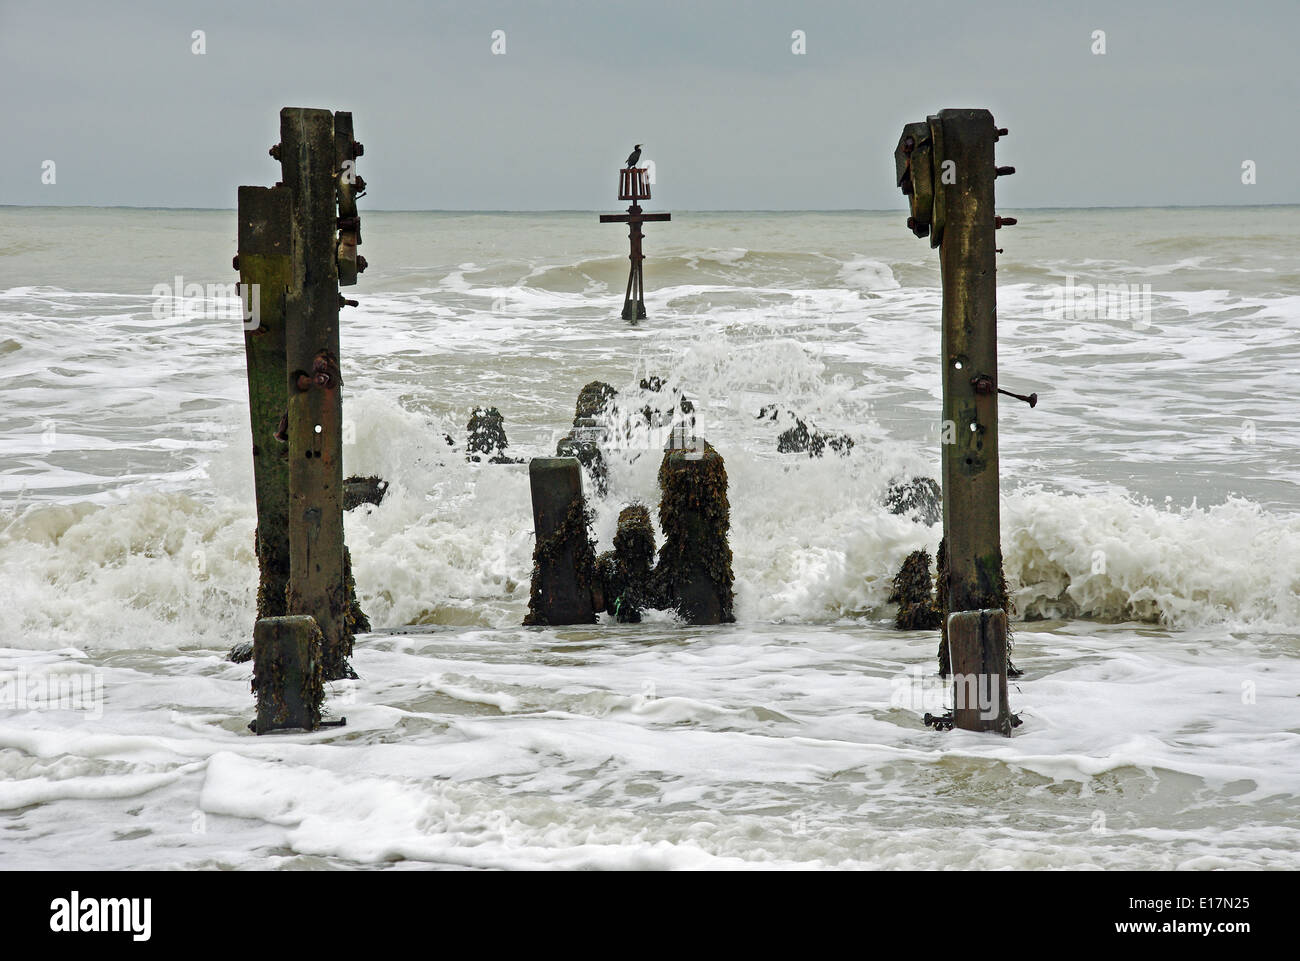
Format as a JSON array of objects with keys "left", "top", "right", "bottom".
[
  {"left": 654, "top": 443, "right": 735, "bottom": 624},
  {"left": 889, "top": 549, "right": 942, "bottom": 630},
  {"left": 776, "top": 418, "right": 853, "bottom": 457},
  {"left": 467, "top": 406, "right": 522, "bottom": 464},
  {"left": 557, "top": 381, "right": 617, "bottom": 493},
  {"left": 523, "top": 458, "right": 597, "bottom": 625},
  {"left": 575, "top": 381, "right": 617, "bottom": 422},
  {"left": 251, "top": 614, "right": 323, "bottom": 734},
  {"left": 597, "top": 504, "right": 659, "bottom": 622},
  {"left": 886, "top": 476, "right": 942, "bottom": 526}
]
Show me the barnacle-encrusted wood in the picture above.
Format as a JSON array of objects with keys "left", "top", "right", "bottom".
[
  {"left": 654, "top": 443, "right": 735, "bottom": 624},
  {"left": 524, "top": 458, "right": 597, "bottom": 625}
]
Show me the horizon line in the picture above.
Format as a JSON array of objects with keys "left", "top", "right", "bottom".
[{"left": 3, "top": 202, "right": 1298, "bottom": 214}]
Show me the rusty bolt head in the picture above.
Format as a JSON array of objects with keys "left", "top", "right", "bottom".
[
  {"left": 353, "top": 175, "right": 366, "bottom": 193},
  {"left": 995, "top": 127, "right": 1009, "bottom": 139},
  {"left": 356, "top": 255, "right": 368, "bottom": 273},
  {"left": 269, "top": 143, "right": 282, "bottom": 161},
  {"left": 296, "top": 373, "right": 313, "bottom": 392},
  {"left": 232, "top": 255, "right": 240, "bottom": 271},
  {"left": 314, "top": 370, "right": 333, "bottom": 387},
  {"left": 352, "top": 141, "right": 364, "bottom": 157}
]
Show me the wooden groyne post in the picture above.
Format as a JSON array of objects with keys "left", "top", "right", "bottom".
[
  {"left": 599, "top": 168, "right": 670, "bottom": 321},
  {"left": 655, "top": 435, "right": 735, "bottom": 625},
  {"left": 524, "top": 458, "right": 597, "bottom": 625},
  {"left": 237, "top": 185, "right": 292, "bottom": 620},
  {"left": 236, "top": 108, "right": 368, "bottom": 721},
  {"left": 895, "top": 108, "right": 1019, "bottom": 735},
  {"left": 281, "top": 107, "right": 351, "bottom": 680},
  {"left": 251, "top": 615, "right": 323, "bottom": 734}
]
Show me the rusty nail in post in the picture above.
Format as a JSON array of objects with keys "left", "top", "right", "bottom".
[
  {"left": 996, "top": 248, "right": 1004, "bottom": 254},
  {"left": 996, "top": 166, "right": 1016, "bottom": 176},
  {"left": 998, "top": 388, "right": 1037, "bottom": 408},
  {"left": 995, "top": 216, "right": 1018, "bottom": 229},
  {"left": 269, "top": 143, "right": 282, "bottom": 161}
]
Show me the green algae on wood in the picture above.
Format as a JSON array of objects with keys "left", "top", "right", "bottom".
[{"left": 238, "top": 184, "right": 293, "bottom": 621}]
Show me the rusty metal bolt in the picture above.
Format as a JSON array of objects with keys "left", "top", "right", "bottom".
[
  {"left": 352, "top": 141, "right": 364, "bottom": 157},
  {"left": 269, "top": 143, "right": 282, "bottom": 161},
  {"left": 353, "top": 175, "right": 366, "bottom": 194},
  {"left": 232, "top": 255, "right": 240, "bottom": 271},
  {"left": 296, "top": 373, "right": 313, "bottom": 392},
  {"left": 971, "top": 375, "right": 995, "bottom": 395},
  {"left": 995, "top": 216, "right": 1018, "bottom": 229},
  {"left": 995, "top": 166, "right": 1016, "bottom": 177},
  {"left": 356, "top": 255, "right": 368, "bottom": 273},
  {"left": 995, "top": 127, "right": 1009, "bottom": 139},
  {"left": 999, "top": 388, "right": 1037, "bottom": 408},
  {"left": 314, "top": 370, "right": 333, "bottom": 387},
  {"left": 339, "top": 295, "right": 358, "bottom": 308}
]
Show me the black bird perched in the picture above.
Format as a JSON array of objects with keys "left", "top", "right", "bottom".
[{"left": 624, "top": 144, "right": 642, "bottom": 168}]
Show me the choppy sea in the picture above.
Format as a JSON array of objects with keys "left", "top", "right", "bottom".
[{"left": 1, "top": 205, "right": 1297, "bottom": 869}]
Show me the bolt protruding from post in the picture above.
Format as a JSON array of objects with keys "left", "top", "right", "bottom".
[
  {"left": 352, "top": 141, "right": 364, "bottom": 157},
  {"left": 995, "top": 127, "right": 1009, "bottom": 139},
  {"left": 998, "top": 388, "right": 1037, "bottom": 408},
  {"left": 995, "top": 166, "right": 1016, "bottom": 177},
  {"left": 269, "top": 143, "right": 282, "bottom": 161},
  {"left": 356, "top": 255, "right": 367, "bottom": 273},
  {"left": 995, "top": 216, "right": 1018, "bottom": 228},
  {"left": 232, "top": 255, "right": 240, "bottom": 271}
]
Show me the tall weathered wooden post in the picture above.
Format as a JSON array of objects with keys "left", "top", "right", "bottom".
[
  {"left": 236, "top": 108, "right": 367, "bottom": 721},
  {"left": 895, "top": 108, "right": 1019, "bottom": 735},
  {"left": 237, "top": 185, "right": 292, "bottom": 620},
  {"left": 281, "top": 108, "right": 349, "bottom": 681},
  {"left": 599, "top": 167, "right": 671, "bottom": 321}
]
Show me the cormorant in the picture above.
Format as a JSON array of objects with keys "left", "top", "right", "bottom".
[{"left": 625, "top": 144, "right": 642, "bottom": 168}]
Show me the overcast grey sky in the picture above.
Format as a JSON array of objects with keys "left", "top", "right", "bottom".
[{"left": 2, "top": 0, "right": 1296, "bottom": 210}]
